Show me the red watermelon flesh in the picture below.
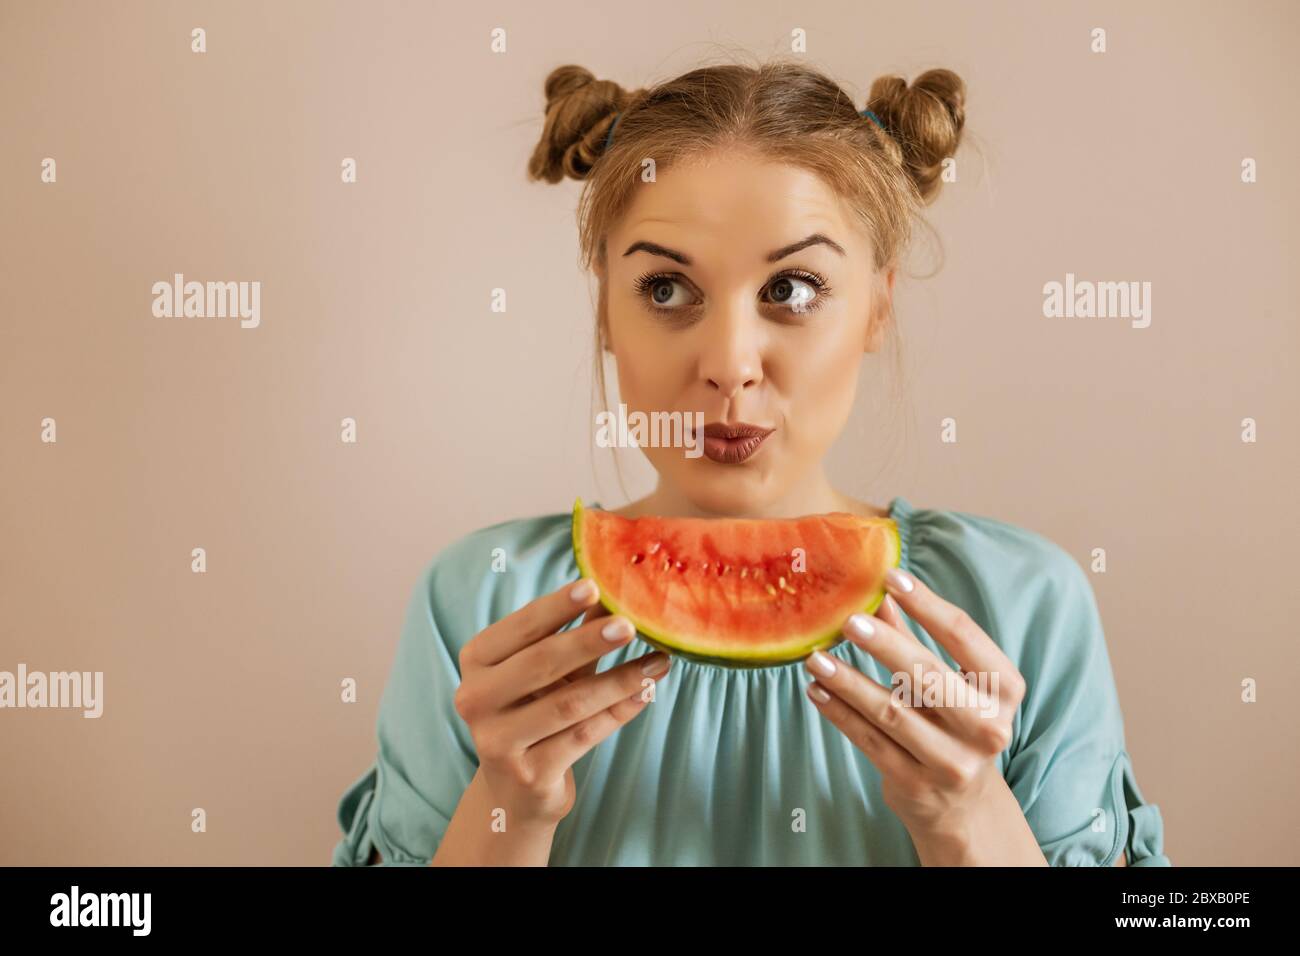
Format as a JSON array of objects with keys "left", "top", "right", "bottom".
[{"left": 571, "top": 498, "right": 901, "bottom": 667}]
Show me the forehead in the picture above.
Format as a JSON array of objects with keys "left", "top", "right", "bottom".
[{"left": 614, "top": 153, "right": 862, "bottom": 260}]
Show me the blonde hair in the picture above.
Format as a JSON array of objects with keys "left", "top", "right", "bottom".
[{"left": 527, "top": 57, "right": 967, "bottom": 501}]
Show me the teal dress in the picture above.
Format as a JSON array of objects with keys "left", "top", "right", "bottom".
[{"left": 331, "top": 496, "right": 1170, "bottom": 866}]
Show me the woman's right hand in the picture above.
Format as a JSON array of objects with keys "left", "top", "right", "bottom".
[{"left": 452, "top": 577, "right": 670, "bottom": 829}]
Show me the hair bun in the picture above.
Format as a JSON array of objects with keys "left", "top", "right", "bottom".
[
  {"left": 541, "top": 64, "right": 600, "bottom": 106},
  {"left": 528, "top": 65, "right": 627, "bottom": 183},
  {"left": 866, "top": 68, "right": 966, "bottom": 204}
]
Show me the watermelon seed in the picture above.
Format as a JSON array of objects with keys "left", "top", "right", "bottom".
[
  {"left": 631, "top": 553, "right": 644, "bottom": 564},
  {"left": 740, "top": 568, "right": 748, "bottom": 578},
  {"left": 648, "top": 542, "right": 661, "bottom": 554},
  {"left": 675, "top": 560, "right": 685, "bottom": 572},
  {"left": 662, "top": 558, "right": 670, "bottom": 572},
  {"left": 765, "top": 584, "right": 777, "bottom": 597}
]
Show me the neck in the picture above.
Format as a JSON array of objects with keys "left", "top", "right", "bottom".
[{"left": 619, "top": 468, "right": 884, "bottom": 519}]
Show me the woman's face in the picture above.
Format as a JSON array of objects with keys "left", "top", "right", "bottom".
[{"left": 598, "top": 150, "right": 895, "bottom": 515}]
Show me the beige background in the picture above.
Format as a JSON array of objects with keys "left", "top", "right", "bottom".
[{"left": 1, "top": 0, "right": 1296, "bottom": 865}]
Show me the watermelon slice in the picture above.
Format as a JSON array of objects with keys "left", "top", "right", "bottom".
[{"left": 571, "top": 498, "right": 901, "bottom": 668}]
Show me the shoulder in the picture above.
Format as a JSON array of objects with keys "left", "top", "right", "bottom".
[
  {"left": 902, "top": 501, "right": 1099, "bottom": 658},
  {"left": 907, "top": 502, "right": 1087, "bottom": 591},
  {"left": 408, "top": 508, "right": 578, "bottom": 653}
]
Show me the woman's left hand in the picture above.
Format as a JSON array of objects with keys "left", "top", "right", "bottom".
[{"left": 804, "top": 567, "right": 1043, "bottom": 864}]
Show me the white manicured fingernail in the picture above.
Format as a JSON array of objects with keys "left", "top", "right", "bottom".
[
  {"left": 807, "top": 650, "right": 837, "bottom": 677},
  {"left": 602, "top": 617, "right": 634, "bottom": 641},
  {"left": 885, "top": 568, "right": 914, "bottom": 593},
  {"left": 641, "top": 653, "right": 669, "bottom": 676},
  {"left": 570, "top": 579, "right": 598, "bottom": 602},
  {"left": 846, "top": 613, "right": 875, "bottom": 640}
]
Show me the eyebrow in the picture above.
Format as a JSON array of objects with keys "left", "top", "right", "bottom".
[{"left": 621, "top": 232, "right": 846, "bottom": 265}]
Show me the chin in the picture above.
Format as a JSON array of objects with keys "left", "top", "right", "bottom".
[{"left": 680, "top": 465, "right": 781, "bottom": 517}]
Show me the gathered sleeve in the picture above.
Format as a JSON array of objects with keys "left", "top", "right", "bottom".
[
  {"left": 1001, "top": 545, "right": 1171, "bottom": 866},
  {"left": 331, "top": 551, "right": 480, "bottom": 866}
]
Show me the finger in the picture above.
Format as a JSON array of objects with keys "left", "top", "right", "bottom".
[
  {"left": 485, "top": 611, "right": 639, "bottom": 707},
  {"left": 881, "top": 592, "right": 976, "bottom": 680},
  {"left": 844, "top": 610, "right": 959, "bottom": 699},
  {"left": 849, "top": 604, "right": 955, "bottom": 679},
  {"left": 545, "top": 601, "right": 616, "bottom": 688},
  {"left": 581, "top": 601, "right": 612, "bottom": 624},
  {"left": 880, "top": 593, "right": 967, "bottom": 676},
  {"left": 883, "top": 568, "right": 1017, "bottom": 680},
  {"left": 875, "top": 594, "right": 912, "bottom": 638},
  {"left": 803, "top": 650, "right": 969, "bottom": 773},
  {"left": 473, "top": 577, "right": 602, "bottom": 666},
  {"left": 522, "top": 601, "right": 619, "bottom": 704},
  {"left": 804, "top": 678, "right": 923, "bottom": 783},
  {"left": 526, "top": 668, "right": 580, "bottom": 705},
  {"left": 527, "top": 613, "right": 613, "bottom": 702},
  {"left": 843, "top": 609, "right": 1003, "bottom": 737},
  {"left": 523, "top": 652, "right": 672, "bottom": 774},
  {"left": 573, "top": 601, "right": 613, "bottom": 677}
]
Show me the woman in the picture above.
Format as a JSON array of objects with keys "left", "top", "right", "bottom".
[{"left": 331, "top": 60, "right": 1169, "bottom": 866}]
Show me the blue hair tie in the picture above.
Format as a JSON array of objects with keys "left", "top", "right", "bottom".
[
  {"left": 603, "top": 112, "right": 621, "bottom": 152},
  {"left": 603, "top": 106, "right": 882, "bottom": 153}
]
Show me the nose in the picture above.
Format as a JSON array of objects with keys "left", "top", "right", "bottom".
[{"left": 698, "top": 306, "right": 763, "bottom": 399}]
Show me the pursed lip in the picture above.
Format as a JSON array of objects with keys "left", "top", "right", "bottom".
[
  {"left": 701, "top": 422, "right": 775, "bottom": 440},
  {"left": 698, "top": 422, "right": 775, "bottom": 464}
]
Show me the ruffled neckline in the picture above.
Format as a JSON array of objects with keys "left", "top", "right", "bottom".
[{"left": 572, "top": 496, "right": 918, "bottom": 676}]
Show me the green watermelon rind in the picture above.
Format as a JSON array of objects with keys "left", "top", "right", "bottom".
[{"left": 571, "top": 497, "right": 902, "bottom": 669}]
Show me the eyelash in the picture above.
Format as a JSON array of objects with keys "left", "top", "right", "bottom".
[{"left": 632, "top": 269, "right": 833, "bottom": 318}]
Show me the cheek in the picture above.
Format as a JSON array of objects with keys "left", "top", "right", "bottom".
[
  {"left": 613, "top": 348, "right": 646, "bottom": 405},
  {"left": 612, "top": 321, "right": 682, "bottom": 407},
  {"left": 779, "top": 329, "right": 862, "bottom": 439},
  {"left": 792, "top": 329, "right": 862, "bottom": 397}
]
